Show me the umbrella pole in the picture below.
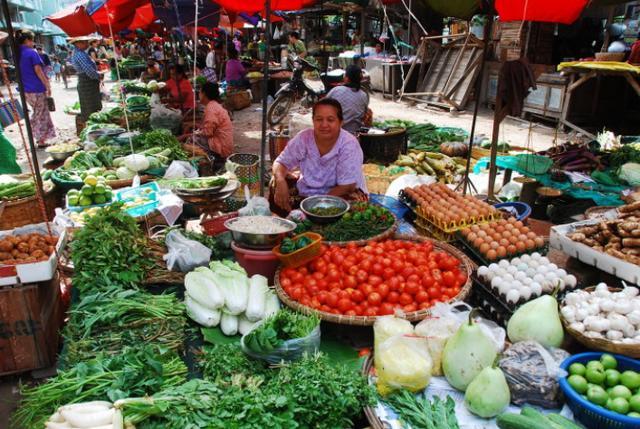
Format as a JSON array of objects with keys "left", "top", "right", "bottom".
[
  {"left": 0, "top": 0, "right": 44, "bottom": 194},
  {"left": 259, "top": 0, "right": 272, "bottom": 197}
]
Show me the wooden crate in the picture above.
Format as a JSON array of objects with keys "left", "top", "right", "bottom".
[{"left": 0, "top": 276, "right": 62, "bottom": 376}]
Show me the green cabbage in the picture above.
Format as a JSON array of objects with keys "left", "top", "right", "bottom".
[{"left": 618, "top": 162, "right": 640, "bottom": 186}]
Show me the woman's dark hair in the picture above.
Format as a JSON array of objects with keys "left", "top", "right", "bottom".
[
  {"left": 228, "top": 48, "right": 238, "bottom": 59},
  {"left": 15, "top": 30, "right": 34, "bottom": 45},
  {"left": 201, "top": 82, "right": 221, "bottom": 102},
  {"left": 344, "top": 64, "right": 362, "bottom": 91},
  {"left": 312, "top": 98, "right": 343, "bottom": 121},
  {"left": 289, "top": 31, "right": 299, "bottom": 40},
  {"left": 172, "top": 64, "right": 186, "bottom": 77}
]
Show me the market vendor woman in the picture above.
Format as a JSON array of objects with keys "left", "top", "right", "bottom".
[{"left": 272, "top": 99, "right": 367, "bottom": 212}]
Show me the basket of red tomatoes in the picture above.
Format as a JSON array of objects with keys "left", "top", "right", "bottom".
[{"left": 275, "top": 235, "right": 475, "bottom": 326}]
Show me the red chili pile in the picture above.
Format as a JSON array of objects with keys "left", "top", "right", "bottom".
[{"left": 279, "top": 239, "right": 467, "bottom": 317}]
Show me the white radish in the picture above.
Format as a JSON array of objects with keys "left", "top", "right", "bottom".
[
  {"left": 245, "top": 275, "right": 269, "bottom": 322},
  {"left": 220, "top": 312, "right": 239, "bottom": 336},
  {"left": 113, "top": 409, "right": 124, "bottom": 429},
  {"left": 45, "top": 422, "right": 71, "bottom": 429},
  {"left": 48, "top": 412, "right": 65, "bottom": 423},
  {"left": 60, "top": 407, "right": 114, "bottom": 428}
]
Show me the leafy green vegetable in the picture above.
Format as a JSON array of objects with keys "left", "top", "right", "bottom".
[
  {"left": 609, "top": 144, "right": 640, "bottom": 169},
  {"left": 322, "top": 202, "right": 394, "bottom": 242},
  {"left": 198, "top": 343, "right": 269, "bottom": 383},
  {"left": 383, "top": 390, "right": 460, "bottom": 429},
  {"left": 70, "top": 204, "right": 153, "bottom": 295},
  {"left": 139, "top": 129, "right": 188, "bottom": 161},
  {"left": 119, "top": 353, "right": 374, "bottom": 429},
  {"left": 61, "top": 289, "right": 186, "bottom": 366},
  {"left": 243, "top": 309, "right": 319, "bottom": 354},
  {"left": 0, "top": 180, "right": 35, "bottom": 200},
  {"left": 11, "top": 346, "right": 187, "bottom": 429}
]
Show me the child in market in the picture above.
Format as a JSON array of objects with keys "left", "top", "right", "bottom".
[{"left": 52, "top": 58, "right": 62, "bottom": 82}]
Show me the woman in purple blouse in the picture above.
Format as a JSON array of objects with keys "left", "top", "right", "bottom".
[
  {"left": 16, "top": 30, "right": 55, "bottom": 147},
  {"left": 272, "top": 99, "right": 367, "bottom": 212}
]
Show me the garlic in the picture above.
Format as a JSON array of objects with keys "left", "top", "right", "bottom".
[
  {"left": 575, "top": 307, "right": 588, "bottom": 322},
  {"left": 606, "top": 330, "right": 624, "bottom": 341},
  {"left": 565, "top": 292, "right": 582, "bottom": 306},
  {"left": 569, "top": 322, "right": 585, "bottom": 332},
  {"left": 585, "top": 331, "right": 604, "bottom": 339},
  {"left": 627, "top": 310, "right": 640, "bottom": 326},
  {"left": 623, "top": 286, "right": 639, "bottom": 298},
  {"left": 622, "top": 323, "right": 636, "bottom": 338},
  {"left": 599, "top": 299, "right": 615, "bottom": 313},
  {"left": 561, "top": 306, "right": 576, "bottom": 323},
  {"left": 608, "top": 313, "right": 628, "bottom": 331},
  {"left": 614, "top": 301, "right": 633, "bottom": 315}
]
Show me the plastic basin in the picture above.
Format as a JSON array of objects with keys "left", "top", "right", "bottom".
[{"left": 231, "top": 241, "right": 280, "bottom": 284}]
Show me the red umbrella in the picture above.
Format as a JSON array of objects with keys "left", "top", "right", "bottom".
[
  {"left": 150, "top": 35, "right": 164, "bottom": 42},
  {"left": 215, "top": 0, "right": 315, "bottom": 14},
  {"left": 126, "top": 2, "right": 156, "bottom": 31},
  {"left": 46, "top": 1, "right": 98, "bottom": 37},
  {"left": 495, "top": 0, "right": 590, "bottom": 25}
]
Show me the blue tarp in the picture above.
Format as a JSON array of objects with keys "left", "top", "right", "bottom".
[{"left": 151, "top": 0, "right": 220, "bottom": 28}]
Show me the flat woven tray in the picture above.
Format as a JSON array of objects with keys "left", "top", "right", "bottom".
[
  {"left": 274, "top": 234, "right": 475, "bottom": 326},
  {"left": 323, "top": 217, "right": 399, "bottom": 247}
]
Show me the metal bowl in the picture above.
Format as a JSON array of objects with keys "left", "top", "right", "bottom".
[
  {"left": 48, "top": 149, "right": 79, "bottom": 161},
  {"left": 300, "top": 195, "right": 349, "bottom": 224},
  {"left": 224, "top": 216, "right": 297, "bottom": 249}
]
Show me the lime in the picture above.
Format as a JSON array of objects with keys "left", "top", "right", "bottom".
[
  {"left": 611, "top": 385, "right": 633, "bottom": 400},
  {"left": 67, "top": 188, "right": 80, "bottom": 196},
  {"left": 587, "top": 361, "right": 605, "bottom": 372},
  {"left": 586, "top": 368, "right": 606, "bottom": 385},
  {"left": 81, "top": 184, "right": 93, "bottom": 196},
  {"left": 610, "top": 397, "right": 630, "bottom": 414},
  {"left": 93, "top": 195, "right": 106, "bottom": 204},
  {"left": 605, "top": 369, "right": 621, "bottom": 387},
  {"left": 628, "top": 411, "right": 640, "bottom": 418},
  {"left": 630, "top": 395, "right": 640, "bottom": 413},
  {"left": 94, "top": 184, "right": 106, "bottom": 194},
  {"left": 601, "top": 354, "right": 618, "bottom": 370},
  {"left": 587, "top": 385, "right": 608, "bottom": 406},
  {"left": 68, "top": 196, "right": 79, "bottom": 206},
  {"left": 622, "top": 371, "right": 640, "bottom": 390},
  {"left": 568, "top": 375, "right": 589, "bottom": 394},
  {"left": 569, "top": 363, "right": 587, "bottom": 376},
  {"left": 84, "top": 175, "right": 98, "bottom": 186},
  {"left": 606, "top": 398, "right": 614, "bottom": 410},
  {"left": 79, "top": 196, "right": 93, "bottom": 207}
]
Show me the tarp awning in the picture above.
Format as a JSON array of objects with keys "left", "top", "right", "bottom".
[
  {"left": 215, "top": 0, "right": 316, "bottom": 14},
  {"left": 495, "top": 0, "right": 590, "bottom": 24},
  {"left": 152, "top": 0, "right": 220, "bottom": 28}
]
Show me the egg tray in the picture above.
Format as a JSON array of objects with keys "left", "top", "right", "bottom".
[
  {"left": 456, "top": 233, "right": 548, "bottom": 267},
  {"left": 399, "top": 190, "right": 500, "bottom": 233},
  {"left": 468, "top": 276, "right": 516, "bottom": 327},
  {"left": 414, "top": 217, "right": 457, "bottom": 242}
]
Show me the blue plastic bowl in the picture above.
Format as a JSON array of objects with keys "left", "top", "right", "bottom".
[
  {"left": 559, "top": 352, "right": 640, "bottom": 429},
  {"left": 494, "top": 202, "right": 531, "bottom": 222}
]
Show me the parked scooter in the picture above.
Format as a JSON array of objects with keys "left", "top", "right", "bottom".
[{"left": 267, "top": 56, "right": 370, "bottom": 126}]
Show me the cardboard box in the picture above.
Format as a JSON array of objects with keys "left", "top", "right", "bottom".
[
  {"left": 550, "top": 220, "right": 640, "bottom": 285},
  {"left": 0, "top": 223, "right": 67, "bottom": 286}
]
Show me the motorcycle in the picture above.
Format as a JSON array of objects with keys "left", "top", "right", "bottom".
[{"left": 267, "top": 56, "right": 370, "bottom": 126}]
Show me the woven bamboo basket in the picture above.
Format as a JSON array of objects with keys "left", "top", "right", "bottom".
[
  {"left": 107, "top": 175, "right": 153, "bottom": 190},
  {"left": 584, "top": 206, "right": 618, "bottom": 220},
  {"left": 362, "top": 354, "right": 385, "bottom": 429},
  {"left": 274, "top": 234, "right": 475, "bottom": 326},
  {"left": 562, "top": 286, "right": 640, "bottom": 358},
  {"left": 0, "top": 188, "right": 59, "bottom": 230}
]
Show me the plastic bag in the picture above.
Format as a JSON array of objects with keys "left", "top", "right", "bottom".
[
  {"left": 376, "top": 335, "right": 432, "bottom": 396},
  {"left": 150, "top": 97, "right": 183, "bottom": 135},
  {"left": 498, "top": 340, "right": 570, "bottom": 408},
  {"left": 414, "top": 303, "right": 465, "bottom": 376},
  {"left": 373, "top": 315, "right": 414, "bottom": 367},
  {"left": 385, "top": 174, "right": 434, "bottom": 198},
  {"left": 238, "top": 196, "right": 271, "bottom": 217},
  {"left": 163, "top": 230, "right": 212, "bottom": 272},
  {"left": 240, "top": 324, "right": 321, "bottom": 364},
  {"left": 164, "top": 161, "right": 199, "bottom": 179}
]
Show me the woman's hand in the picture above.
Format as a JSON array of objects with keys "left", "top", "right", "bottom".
[{"left": 274, "top": 179, "right": 291, "bottom": 211}]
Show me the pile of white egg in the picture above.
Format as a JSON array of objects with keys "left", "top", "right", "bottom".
[{"left": 476, "top": 252, "right": 578, "bottom": 304}]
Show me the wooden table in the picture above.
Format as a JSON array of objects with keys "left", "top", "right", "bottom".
[{"left": 560, "top": 66, "right": 640, "bottom": 139}]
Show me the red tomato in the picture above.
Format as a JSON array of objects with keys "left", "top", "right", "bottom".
[
  {"left": 327, "top": 269, "right": 340, "bottom": 282},
  {"left": 354, "top": 304, "right": 365, "bottom": 315},
  {"left": 399, "top": 292, "right": 413, "bottom": 306},
  {"left": 388, "top": 276, "right": 401, "bottom": 291},
  {"left": 372, "top": 263, "right": 384, "bottom": 276},
  {"left": 392, "top": 259, "right": 404, "bottom": 272},
  {"left": 317, "top": 291, "right": 328, "bottom": 304},
  {"left": 345, "top": 310, "right": 357, "bottom": 316},
  {"left": 317, "top": 279, "right": 328, "bottom": 291},
  {"left": 326, "top": 293, "right": 339, "bottom": 307},
  {"left": 418, "top": 301, "right": 432, "bottom": 310},
  {"left": 348, "top": 265, "right": 359, "bottom": 276},
  {"left": 438, "top": 256, "right": 459, "bottom": 271},
  {"left": 457, "top": 271, "right": 467, "bottom": 286},
  {"left": 351, "top": 289, "right": 365, "bottom": 303},
  {"left": 312, "top": 259, "right": 327, "bottom": 274},
  {"left": 290, "top": 288, "right": 303, "bottom": 300},
  {"left": 281, "top": 278, "right": 292, "bottom": 288},
  {"left": 356, "top": 270, "right": 368, "bottom": 283},
  {"left": 308, "top": 286, "right": 320, "bottom": 296},
  {"left": 300, "top": 297, "right": 312, "bottom": 307},
  {"left": 387, "top": 291, "right": 400, "bottom": 303},
  {"left": 337, "top": 298, "right": 353, "bottom": 313},
  {"left": 415, "top": 291, "right": 430, "bottom": 303},
  {"left": 442, "top": 271, "right": 456, "bottom": 288},
  {"left": 381, "top": 257, "right": 392, "bottom": 267},
  {"left": 338, "top": 290, "right": 350, "bottom": 300},
  {"left": 359, "top": 283, "right": 374, "bottom": 296},
  {"left": 403, "top": 303, "right": 418, "bottom": 313},
  {"left": 380, "top": 302, "right": 394, "bottom": 315},
  {"left": 382, "top": 267, "right": 395, "bottom": 280},
  {"left": 405, "top": 281, "right": 420, "bottom": 295},
  {"left": 320, "top": 305, "right": 332, "bottom": 313},
  {"left": 377, "top": 283, "right": 390, "bottom": 299},
  {"left": 358, "top": 348, "right": 371, "bottom": 357},
  {"left": 313, "top": 271, "right": 325, "bottom": 281},
  {"left": 360, "top": 259, "right": 372, "bottom": 272},
  {"left": 368, "top": 292, "right": 382, "bottom": 305},
  {"left": 407, "top": 274, "right": 420, "bottom": 284},
  {"left": 299, "top": 267, "right": 309, "bottom": 276},
  {"left": 368, "top": 275, "right": 383, "bottom": 287},
  {"left": 422, "top": 274, "right": 435, "bottom": 288},
  {"left": 344, "top": 275, "right": 357, "bottom": 289},
  {"left": 365, "top": 307, "right": 378, "bottom": 317},
  {"left": 427, "top": 287, "right": 441, "bottom": 300},
  {"left": 292, "top": 272, "right": 304, "bottom": 283}
]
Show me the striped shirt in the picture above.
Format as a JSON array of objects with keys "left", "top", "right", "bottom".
[{"left": 71, "top": 47, "right": 100, "bottom": 80}]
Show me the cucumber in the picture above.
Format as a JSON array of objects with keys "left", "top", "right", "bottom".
[
  {"left": 496, "top": 413, "right": 551, "bottom": 429},
  {"left": 520, "top": 407, "right": 552, "bottom": 427},
  {"left": 546, "top": 414, "right": 585, "bottom": 429}
]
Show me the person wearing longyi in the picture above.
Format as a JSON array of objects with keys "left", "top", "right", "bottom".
[{"left": 272, "top": 99, "right": 367, "bottom": 212}]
